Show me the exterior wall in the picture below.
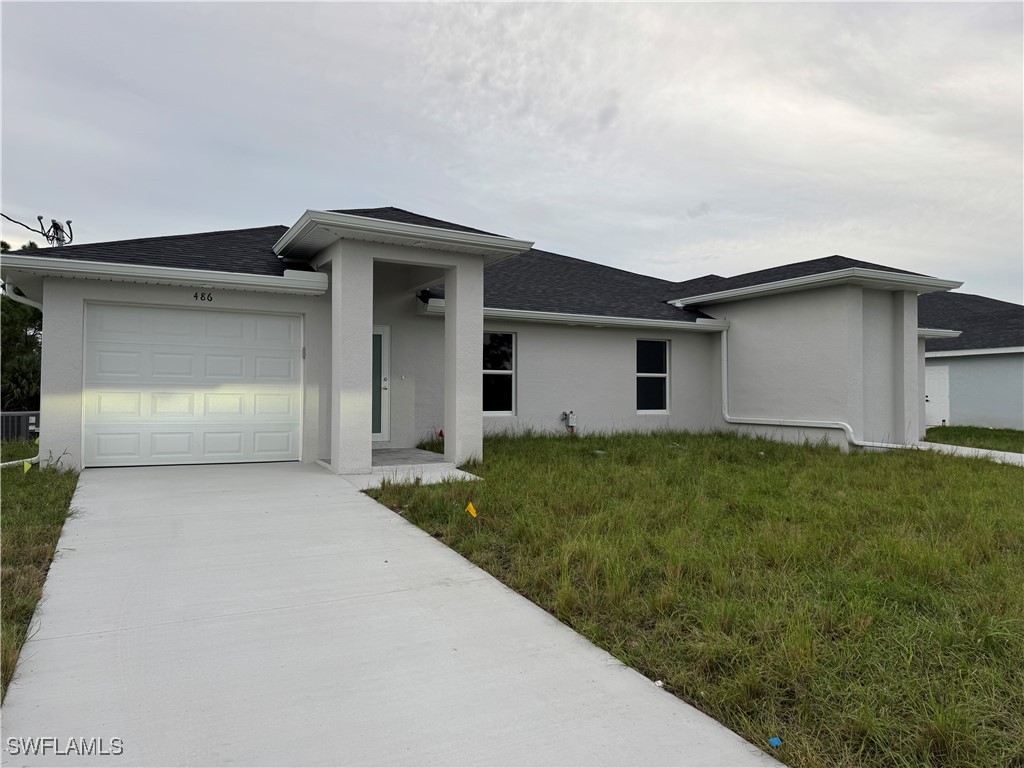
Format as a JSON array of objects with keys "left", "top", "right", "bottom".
[
  {"left": 927, "top": 352, "right": 1024, "bottom": 429},
  {"left": 705, "top": 285, "right": 920, "bottom": 447},
  {"left": 480, "top": 323, "right": 718, "bottom": 436},
  {"left": 39, "top": 278, "right": 330, "bottom": 470}
]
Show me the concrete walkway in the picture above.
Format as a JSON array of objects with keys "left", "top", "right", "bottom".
[
  {"left": 915, "top": 441, "right": 1024, "bottom": 466},
  {"left": 2, "top": 463, "right": 781, "bottom": 767}
]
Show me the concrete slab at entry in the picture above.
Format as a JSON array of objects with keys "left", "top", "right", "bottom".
[{"left": 1, "top": 463, "right": 781, "bottom": 767}]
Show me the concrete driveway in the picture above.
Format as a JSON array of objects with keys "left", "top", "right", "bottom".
[{"left": 2, "top": 463, "right": 780, "bottom": 767}]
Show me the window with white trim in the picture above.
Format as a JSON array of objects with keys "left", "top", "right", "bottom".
[
  {"left": 636, "top": 339, "right": 668, "bottom": 412},
  {"left": 483, "top": 332, "right": 515, "bottom": 414}
]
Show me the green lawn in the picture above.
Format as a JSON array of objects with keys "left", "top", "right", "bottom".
[
  {"left": 1, "top": 441, "right": 79, "bottom": 700},
  {"left": 372, "top": 432, "right": 1023, "bottom": 768},
  {"left": 925, "top": 426, "right": 1024, "bottom": 454}
]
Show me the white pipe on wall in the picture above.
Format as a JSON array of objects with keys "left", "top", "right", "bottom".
[{"left": 718, "top": 329, "right": 911, "bottom": 451}]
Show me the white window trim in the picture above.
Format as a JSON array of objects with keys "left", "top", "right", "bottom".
[
  {"left": 483, "top": 331, "right": 516, "bottom": 416},
  {"left": 637, "top": 339, "right": 670, "bottom": 414}
]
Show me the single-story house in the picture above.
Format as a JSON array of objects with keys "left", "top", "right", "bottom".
[
  {"left": 918, "top": 291, "right": 1024, "bottom": 429},
  {"left": 0, "top": 206, "right": 964, "bottom": 472}
]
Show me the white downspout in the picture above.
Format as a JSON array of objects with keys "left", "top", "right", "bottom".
[
  {"left": 3, "top": 287, "right": 43, "bottom": 311},
  {"left": 719, "top": 329, "right": 912, "bottom": 451},
  {"left": 1, "top": 283, "right": 43, "bottom": 468}
]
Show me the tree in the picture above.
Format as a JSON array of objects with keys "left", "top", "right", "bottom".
[{"left": 1, "top": 241, "right": 43, "bottom": 411}]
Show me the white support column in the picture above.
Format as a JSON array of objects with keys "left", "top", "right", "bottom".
[
  {"left": 330, "top": 247, "right": 374, "bottom": 474},
  {"left": 444, "top": 260, "right": 484, "bottom": 465},
  {"left": 894, "top": 291, "right": 920, "bottom": 443}
]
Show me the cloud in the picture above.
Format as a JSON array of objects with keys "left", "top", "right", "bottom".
[{"left": 2, "top": 2, "right": 1020, "bottom": 302}]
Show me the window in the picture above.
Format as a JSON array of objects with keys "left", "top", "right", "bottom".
[
  {"left": 636, "top": 339, "right": 668, "bottom": 412},
  {"left": 483, "top": 332, "right": 515, "bottom": 413}
]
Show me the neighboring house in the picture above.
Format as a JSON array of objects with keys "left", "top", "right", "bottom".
[
  {"left": 918, "top": 292, "right": 1024, "bottom": 429},
  {"left": 0, "top": 206, "right": 963, "bottom": 472}
]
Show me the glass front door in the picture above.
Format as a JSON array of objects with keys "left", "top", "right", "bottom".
[{"left": 372, "top": 327, "right": 390, "bottom": 441}]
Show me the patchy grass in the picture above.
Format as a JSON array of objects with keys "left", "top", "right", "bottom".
[
  {"left": 926, "top": 426, "right": 1024, "bottom": 454},
  {"left": 372, "top": 432, "right": 1024, "bottom": 768},
  {"left": 1, "top": 442, "right": 78, "bottom": 700}
]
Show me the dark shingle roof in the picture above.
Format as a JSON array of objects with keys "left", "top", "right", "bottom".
[
  {"left": 429, "top": 248, "right": 711, "bottom": 322},
  {"left": 668, "top": 255, "right": 926, "bottom": 302},
  {"left": 329, "top": 206, "right": 504, "bottom": 237},
  {"left": 919, "top": 292, "right": 1024, "bottom": 352},
  {"left": 14, "top": 225, "right": 298, "bottom": 276}
]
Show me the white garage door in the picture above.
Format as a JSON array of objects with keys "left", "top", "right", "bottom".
[{"left": 83, "top": 304, "right": 302, "bottom": 467}]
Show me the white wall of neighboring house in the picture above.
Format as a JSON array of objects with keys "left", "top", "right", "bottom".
[{"left": 925, "top": 352, "right": 1024, "bottom": 430}]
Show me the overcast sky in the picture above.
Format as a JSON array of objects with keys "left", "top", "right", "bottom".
[{"left": 3, "top": 2, "right": 1021, "bottom": 302}]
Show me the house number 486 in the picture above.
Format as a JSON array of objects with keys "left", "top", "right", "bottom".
[{"left": 193, "top": 292, "right": 214, "bottom": 302}]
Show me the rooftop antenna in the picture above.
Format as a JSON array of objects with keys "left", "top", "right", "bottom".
[{"left": 1, "top": 212, "right": 74, "bottom": 246}]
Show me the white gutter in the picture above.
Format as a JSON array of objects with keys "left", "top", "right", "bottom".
[
  {"left": 274, "top": 209, "right": 534, "bottom": 260},
  {"left": 670, "top": 268, "right": 962, "bottom": 307},
  {"left": 0, "top": 254, "right": 329, "bottom": 295},
  {"left": 917, "top": 327, "right": 961, "bottom": 339},
  {"left": 927, "top": 346, "right": 1023, "bottom": 358},
  {"left": 2, "top": 285, "right": 43, "bottom": 310},
  {"left": 419, "top": 298, "right": 731, "bottom": 331},
  {"left": 719, "top": 329, "right": 911, "bottom": 451}
]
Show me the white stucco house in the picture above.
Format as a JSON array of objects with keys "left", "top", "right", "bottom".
[
  {"left": 0, "top": 206, "right": 965, "bottom": 473},
  {"left": 919, "top": 292, "right": 1024, "bottom": 430}
]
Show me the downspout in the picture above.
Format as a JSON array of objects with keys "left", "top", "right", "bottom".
[
  {"left": 719, "top": 329, "right": 911, "bottom": 451},
  {"left": 0, "top": 283, "right": 42, "bottom": 468}
]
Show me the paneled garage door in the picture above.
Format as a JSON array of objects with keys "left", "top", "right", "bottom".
[{"left": 83, "top": 304, "right": 302, "bottom": 467}]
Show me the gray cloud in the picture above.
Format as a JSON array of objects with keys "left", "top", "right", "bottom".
[{"left": 2, "top": 2, "right": 1020, "bottom": 302}]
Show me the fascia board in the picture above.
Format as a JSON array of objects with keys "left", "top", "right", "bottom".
[
  {"left": 0, "top": 254, "right": 328, "bottom": 296},
  {"left": 668, "top": 268, "right": 963, "bottom": 307},
  {"left": 917, "top": 327, "right": 962, "bottom": 339},
  {"left": 275, "top": 209, "right": 534, "bottom": 259},
  {"left": 926, "top": 346, "right": 1023, "bottom": 358},
  {"left": 420, "top": 298, "right": 729, "bottom": 331}
]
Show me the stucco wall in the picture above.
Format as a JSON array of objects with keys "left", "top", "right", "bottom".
[
  {"left": 39, "top": 278, "right": 331, "bottom": 469},
  {"left": 479, "top": 323, "right": 718, "bottom": 436},
  {"left": 927, "top": 353, "right": 1024, "bottom": 429},
  {"left": 703, "top": 285, "right": 919, "bottom": 446}
]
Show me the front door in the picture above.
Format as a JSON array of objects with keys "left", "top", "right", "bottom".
[
  {"left": 925, "top": 365, "right": 950, "bottom": 427},
  {"left": 372, "top": 327, "right": 391, "bottom": 441}
]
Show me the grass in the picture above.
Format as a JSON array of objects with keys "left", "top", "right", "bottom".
[
  {"left": 374, "top": 431, "right": 1024, "bottom": 768},
  {"left": 926, "top": 426, "right": 1024, "bottom": 454},
  {"left": 1, "top": 440, "right": 79, "bottom": 700}
]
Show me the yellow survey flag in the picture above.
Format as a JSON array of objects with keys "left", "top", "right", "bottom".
[
  {"left": 34, "top": 437, "right": 40, "bottom": 445},
  {"left": 22, "top": 461, "right": 31, "bottom": 474},
  {"left": 466, "top": 502, "right": 477, "bottom": 518}
]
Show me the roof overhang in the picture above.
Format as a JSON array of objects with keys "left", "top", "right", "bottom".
[
  {"left": 419, "top": 298, "right": 730, "bottom": 331},
  {"left": 917, "top": 327, "right": 962, "bottom": 339},
  {"left": 668, "top": 268, "right": 963, "bottom": 307},
  {"left": 0, "top": 254, "right": 329, "bottom": 296},
  {"left": 274, "top": 210, "right": 534, "bottom": 264},
  {"left": 927, "top": 346, "right": 1023, "bottom": 358}
]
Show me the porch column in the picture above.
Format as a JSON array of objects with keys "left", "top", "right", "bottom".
[
  {"left": 894, "top": 290, "right": 920, "bottom": 443},
  {"left": 444, "top": 260, "right": 484, "bottom": 465},
  {"left": 330, "top": 248, "right": 374, "bottom": 474}
]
